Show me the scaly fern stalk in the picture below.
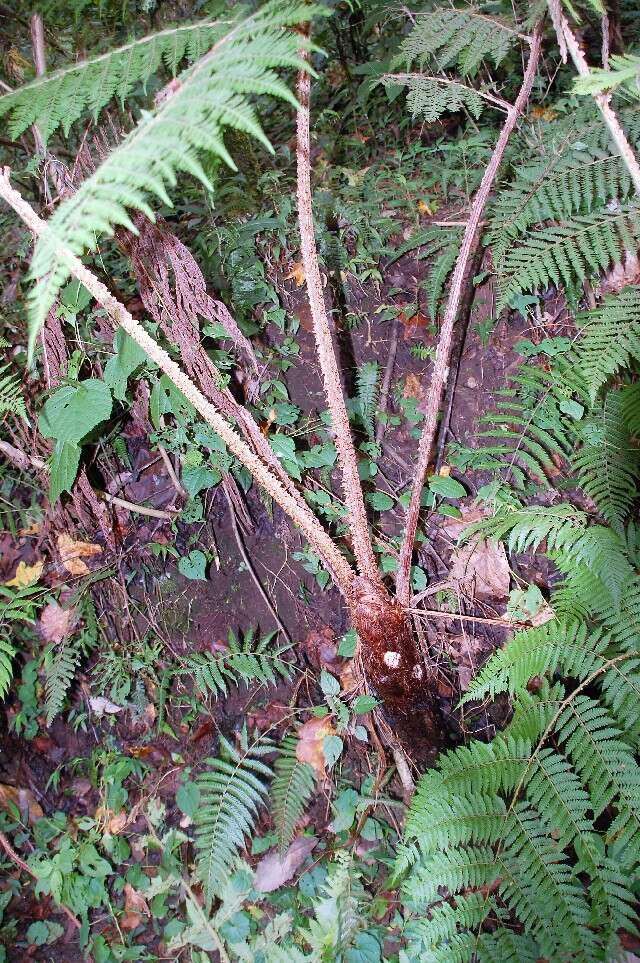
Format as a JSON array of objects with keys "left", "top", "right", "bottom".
[
  {"left": 195, "top": 731, "right": 274, "bottom": 905},
  {"left": 296, "top": 44, "right": 380, "bottom": 584},
  {"left": 0, "top": 171, "right": 356, "bottom": 595},
  {"left": 552, "top": 7, "right": 640, "bottom": 194},
  {"left": 22, "top": 1, "right": 322, "bottom": 352},
  {"left": 396, "top": 24, "right": 543, "bottom": 604}
]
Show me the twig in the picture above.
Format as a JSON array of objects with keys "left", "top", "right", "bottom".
[
  {"left": 408, "top": 606, "right": 529, "bottom": 628},
  {"left": 222, "top": 484, "right": 292, "bottom": 644},
  {"left": 0, "top": 831, "right": 81, "bottom": 929},
  {"left": 29, "top": 14, "right": 46, "bottom": 157},
  {"left": 554, "top": 7, "right": 640, "bottom": 193},
  {"left": 0, "top": 169, "right": 355, "bottom": 597},
  {"left": 157, "top": 442, "right": 185, "bottom": 499},
  {"left": 296, "top": 42, "right": 379, "bottom": 585},
  {"left": 375, "top": 317, "right": 400, "bottom": 445},
  {"left": 395, "top": 24, "right": 544, "bottom": 604},
  {"left": 0, "top": 439, "right": 176, "bottom": 520}
]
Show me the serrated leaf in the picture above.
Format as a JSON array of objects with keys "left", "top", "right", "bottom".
[
  {"left": 49, "top": 440, "right": 80, "bottom": 503},
  {"left": 39, "top": 379, "right": 112, "bottom": 444}
]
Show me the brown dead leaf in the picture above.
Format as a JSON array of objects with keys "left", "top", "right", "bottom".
[
  {"left": 445, "top": 635, "right": 485, "bottom": 691},
  {"left": 120, "top": 882, "right": 150, "bottom": 931},
  {"left": 449, "top": 537, "right": 511, "bottom": 601},
  {"left": 3, "top": 560, "right": 44, "bottom": 588},
  {"left": 285, "top": 261, "right": 306, "bottom": 287},
  {"left": 39, "top": 601, "right": 76, "bottom": 644},
  {"left": 57, "top": 533, "right": 102, "bottom": 576},
  {"left": 108, "top": 811, "right": 128, "bottom": 835},
  {"left": 0, "top": 784, "right": 43, "bottom": 825},
  {"left": 600, "top": 250, "right": 640, "bottom": 295},
  {"left": 254, "top": 836, "right": 317, "bottom": 893},
  {"left": 296, "top": 716, "right": 335, "bottom": 776},
  {"left": 303, "top": 624, "right": 338, "bottom": 671},
  {"left": 402, "top": 373, "right": 423, "bottom": 400}
]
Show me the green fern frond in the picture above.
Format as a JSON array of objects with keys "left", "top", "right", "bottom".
[
  {"left": 575, "top": 287, "right": 640, "bottom": 401},
  {"left": 463, "top": 620, "right": 609, "bottom": 702},
  {"left": 43, "top": 640, "right": 81, "bottom": 725},
  {"left": 385, "top": 74, "right": 484, "bottom": 122},
  {"left": 0, "top": 635, "right": 16, "bottom": 701},
  {"left": 572, "top": 390, "right": 640, "bottom": 527},
  {"left": 620, "top": 382, "right": 640, "bottom": 436},
  {"left": 496, "top": 204, "right": 640, "bottom": 310},
  {"left": 176, "top": 627, "right": 294, "bottom": 699},
  {"left": 0, "top": 20, "right": 229, "bottom": 144},
  {"left": 355, "top": 361, "right": 379, "bottom": 439},
  {"left": 573, "top": 53, "right": 640, "bottom": 101},
  {"left": 26, "top": 1, "right": 320, "bottom": 353},
  {"left": 0, "top": 364, "right": 27, "bottom": 418},
  {"left": 303, "top": 850, "right": 369, "bottom": 960},
  {"left": 271, "top": 733, "right": 316, "bottom": 853},
  {"left": 195, "top": 730, "right": 274, "bottom": 906},
  {"left": 405, "top": 891, "right": 495, "bottom": 963},
  {"left": 387, "top": 225, "right": 461, "bottom": 318},
  {"left": 394, "top": 9, "right": 516, "bottom": 76}
]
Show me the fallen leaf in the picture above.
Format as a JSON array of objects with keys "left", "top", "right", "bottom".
[
  {"left": 4, "top": 560, "right": 44, "bottom": 588},
  {"left": 57, "top": 533, "right": 102, "bottom": 576},
  {"left": 120, "top": 882, "right": 150, "bottom": 930},
  {"left": 89, "top": 696, "right": 123, "bottom": 716},
  {"left": 39, "top": 601, "right": 76, "bottom": 644},
  {"left": 296, "top": 717, "right": 335, "bottom": 776},
  {"left": 438, "top": 464, "right": 451, "bottom": 477},
  {"left": 402, "top": 373, "right": 423, "bottom": 400},
  {"left": 0, "top": 784, "right": 43, "bottom": 825},
  {"left": 417, "top": 199, "right": 433, "bottom": 215},
  {"left": 285, "top": 261, "right": 306, "bottom": 287},
  {"left": 449, "top": 537, "right": 510, "bottom": 601},
  {"left": 108, "top": 812, "right": 128, "bottom": 835},
  {"left": 445, "top": 635, "right": 485, "bottom": 691},
  {"left": 254, "top": 836, "right": 317, "bottom": 892}
]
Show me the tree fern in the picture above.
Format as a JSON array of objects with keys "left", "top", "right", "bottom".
[
  {"left": 195, "top": 729, "right": 274, "bottom": 906},
  {"left": 496, "top": 204, "right": 640, "bottom": 310},
  {"left": 175, "top": 627, "right": 294, "bottom": 700},
  {"left": 271, "top": 733, "right": 316, "bottom": 852},
  {"left": 393, "top": 9, "right": 517, "bottom": 76},
  {"left": 575, "top": 286, "right": 640, "bottom": 401},
  {"left": 0, "top": 364, "right": 27, "bottom": 418},
  {"left": 0, "top": 21, "right": 229, "bottom": 144},
  {"left": 572, "top": 390, "right": 640, "bottom": 528},
  {"left": 25, "top": 1, "right": 321, "bottom": 351}
]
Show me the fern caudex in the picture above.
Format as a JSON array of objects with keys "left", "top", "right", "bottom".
[
  {"left": 195, "top": 730, "right": 274, "bottom": 906},
  {"left": 175, "top": 627, "right": 294, "bottom": 699},
  {"left": 25, "top": 1, "right": 321, "bottom": 350},
  {"left": 0, "top": 21, "right": 227, "bottom": 145},
  {"left": 271, "top": 733, "right": 316, "bottom": 852}
]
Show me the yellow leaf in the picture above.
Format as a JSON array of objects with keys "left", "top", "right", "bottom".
[
  {"left": 296, "top": 716, "right": 335, "bottom": 776},
  {"left": 285, "top": 262, "right": 306, "bottom": 287},
  {"left": 4, "top": 560, "right": 44, "bottom": 588},
  {"left": 417, "top": 199, "right": 432, "bottom": 215},
  {"left": 57, "top": 533, "right": 102, "bottom": 576},
  {"left": 438, "top": 465, "right": 451, "bottom": 477}
]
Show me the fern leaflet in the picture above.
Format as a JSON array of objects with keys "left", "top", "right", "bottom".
[{"left": 271, "top": 733, "right": 316, "bottom": 852}]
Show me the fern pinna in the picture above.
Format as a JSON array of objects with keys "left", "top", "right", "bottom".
[{"left": 14, "top": 0, "right": 321, "bottom": 353}]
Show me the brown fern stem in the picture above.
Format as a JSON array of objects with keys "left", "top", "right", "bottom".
[
  {"left": 0, "top": 169, "right": 356, "bottom": 597},
  {"left": 395, "top": 24, "right": 543, "bottom": 605},
  {"left": 296, "top": 46, "right": 379, "bottom": 585}
]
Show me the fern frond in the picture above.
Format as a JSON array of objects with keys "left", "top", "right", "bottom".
[
  {"left": 271, "top": 734, "right": 316, "bottom": 853},
  {"left": 0, "top": 635, "right": 16, "bottom": 701},
  {"left": 394, "top": 9, "right": 517, "bottom": 76},
  {"left": 496, "top": 205, "right": 640, "bottom": 310},
  {"left": 195, "top": 730, "right": 274, "bottom": 905},
  {"left": 386, "top": 74, "right": 484, "bottom": 122},
  {"left": 176, "top": 628, "right": 294, "bottom": 699},
  {"left": 575, "top": 287, "right": 640, "bottom": 401},
  {"left": 26, "top": 1, "right": 320, "bottom": 349},
  {"left": 573, "top": 53, "right": 640, "bottom": 100},
  {"left": 621, "top": 382, "right": 640, "bottom": 436},
  {"left": 0, "top": 364, "right": 27, "bottom": 418},
  {"left": 43, "top": 640, "right": 81, "bottom": 725},
  {"left": 463, "top": 620, "right": 609, "bottom": 702},
  {"left": 303, "top": 850, "right": 368, "bottom": 959},
  {"left": 355, "top": 361, "right": 379, "bottom": 439},
  {"left": 0, "top": 21, "right": 229, "bottom": 144},
  {"left": 572, "top": 390, "right": 640, "bottom": 527},
  {"left": 387, "top": 225, "right": 461, "bottom": 317}
]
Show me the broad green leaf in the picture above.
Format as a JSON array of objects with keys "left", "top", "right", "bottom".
[
  {"left": 428, "top": 475, "right": 466, "bottom": 499},
  {"left": 39, "top": 379, "right": 112, "bottom": 444},
  {"left": 49, "top": 440, "right": 81, "bottom": 503},
  {"left": 178, "top": 550, "right": 208, "bottom": 581},
  {"left": 103, "top": 331, "right": 147, "bottom": 401}
]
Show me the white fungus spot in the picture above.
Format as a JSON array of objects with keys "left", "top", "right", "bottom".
[
  {"left": 383, "top": 651, "right": 401, "bottom": 668},
  {"left": 412, "top": 665, "right": 424, "bottom": 680}
]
